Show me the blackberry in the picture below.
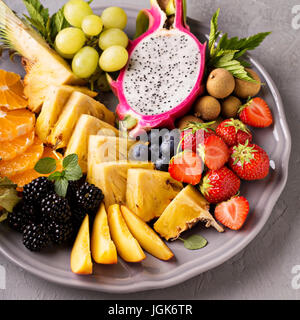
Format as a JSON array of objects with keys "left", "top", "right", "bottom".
[
  {"left": 22, "top": 223, "right": 50, "bottom": 252},
  {"left": 41, "top": 193, "right": 71, "bottom": 224},
  {"left": 23, "top": 177, "right": 54, "bottom": 204},
  {"left": 7, "top": 201, "right": 37, "bottom": 232},
  {"left": 66, "top": 180, "right": 81, "bottom": 204},
  {"left": 71, "top": 207, "right": 86, "bottom": 232},
  {"left": 49, "top": 220, "right": 73, "bottom": 245},
  {"left": 75, "top": 182, "right": 103, "bottom": 213}
]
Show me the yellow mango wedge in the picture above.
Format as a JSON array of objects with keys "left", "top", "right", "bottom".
[
  {"left": 107, "top": 204, "right": 146, "bottom": 263},
  {"left": 70, "top": 215, "right": 93, "bottom": 275},
  {"left": 91, "top": 203, "right": 118, "bottom": 264},
  {"left": 121, "top": 206, "right": 174, "bottom": 261}
]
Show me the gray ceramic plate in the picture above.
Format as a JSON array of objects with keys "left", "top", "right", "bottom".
[{"left": 0, "top": 2, "right": 291, "bottom": 293}]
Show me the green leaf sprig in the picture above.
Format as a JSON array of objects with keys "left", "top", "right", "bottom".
[
  {"left": 208, "top": 8, "right": 271, "bottom": 82},
  {"left": 34, "top": 154, "right": 83, "bottom": 197},
  {"left": 179, "top": 234, "right": 208, "bottom": 250},
  {"left": 0, "top": 177, "right": 21, "bottom": 215}
]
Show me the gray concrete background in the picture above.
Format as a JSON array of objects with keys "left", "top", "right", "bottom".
[{"left": 0, "top": 0, "right": 299, "bottom": 299}]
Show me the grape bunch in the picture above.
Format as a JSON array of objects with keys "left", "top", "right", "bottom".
[{"left": 55, "top": 0, "right": 129, "bottom": 82}]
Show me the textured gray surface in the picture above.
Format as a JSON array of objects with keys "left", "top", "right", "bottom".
[{"left": 0, "top": 0, "right": 299, "bottom": 299}]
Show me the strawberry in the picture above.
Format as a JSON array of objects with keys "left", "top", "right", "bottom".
[
  {"left": 169, "top": 151, "right": 203, "bottom": 185},
  {"left": 239, "top": 97, "right": 273, "bottom": 128},
  {"left": 199, "top": 135, "right": 230, "bottom": 170},
  {"left": 180, "top": 122, "right": 215, "bottom": 153},
  {"left": 199, "top": 167, "right": 241, "bottom": 204},
  {"left": 228, "top": 141, "right": 270, "bottom": 180},
  {"left": 216, "top": 119, "right": 252, "bottom": 146},
  {"left": 214, "top": 196, "right": 250, "bottom": 230}
]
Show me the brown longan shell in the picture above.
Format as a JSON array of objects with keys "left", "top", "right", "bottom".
[
  {"left": 206, "top": 68, "right": 235, "bottom": 99},
  {"left": 221, "top": 96, "right": 242, "bottom": 119},
  {"left": 193, "top": 95, "right": 221, "bottom": 121},
  {"left": 234, "top": 68, "right": 261, "bottom": 99},
  {"left": 176, "top": 115, "right": 203, "bottom": 130}
]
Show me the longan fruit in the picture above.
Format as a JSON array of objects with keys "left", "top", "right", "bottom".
[
  {"left": 209, "top": 117, "right": 224, "bottom": 131},
  {"left": 221, "top": 96, "right": 242, "bottom": 119},
  {"left": 206, "top": 68, "right": 235, "bottom": 99},
  {"left": 234, "top": 68, "right": 261, "bottom": 98},
  {"left": 176, "top": 115, "right": 203, "bottom": 130},
  {"left": 193, "top": 95, "right": 221, "bottom": 121}
]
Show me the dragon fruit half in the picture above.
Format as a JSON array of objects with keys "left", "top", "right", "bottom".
[{"left": 109, "top": 0, "right": 206, "bottom": 136}]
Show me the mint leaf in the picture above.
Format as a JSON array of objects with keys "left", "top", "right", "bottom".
[
  {"left": 64, "top": 165, "right": 83, "bottom": 181},
  {"left": 50, "top": 8, "right": 70, "bottom": 42},
  {"left": 48, "top": 171, "right": 63, "bottom": 181},
  {"left": 54, "top": 178, "right": 69, "bottom": 197},
  {"left": 63, "top": 154, "right": 79, "bottom": 169},
  {"left": 0, "top": 211, "right": 8, "bottom": 223},
  {"left": 0, "top": 178, "right": 20, "bottom": 213},
  {"left": 34, "top": 157, "right": 57, "bottom": 174},
  {"left": 179, "top": 235, "right": 208, "bottom": 250},
  {"left": 208, "top": 8, "right": 220, "bottom": 55}
]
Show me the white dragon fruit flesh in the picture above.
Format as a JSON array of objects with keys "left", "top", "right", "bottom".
[{"left": 109, "top": 0, "right": 206, "bottom": 136}]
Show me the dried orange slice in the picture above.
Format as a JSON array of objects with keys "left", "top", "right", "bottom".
[
  {"left": 0, "top": 130, "right": 35, "bottom": 161},
  {"left": 0, "top": 70, "right": 27, "bottom": 110},
  {"left": 10, "top": 147, "right": 63, "bottom": 189},
  {"left": 0, "top": 107, "right": 35, "bottom": 142},
  {"left": 0, "top": 136, "right": 44, "bottom": 177}
]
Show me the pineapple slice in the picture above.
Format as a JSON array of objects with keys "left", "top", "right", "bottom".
[
  {"left": 88, "top": 161, "right": 154, "bottom": 210},
  {"left": 0, "top": 1, "right": 85, "bottom": 112},
  {"left": 36, "top": 86, "right": 98, "bottom": 143},
  {"left": 126, "top": 169, "right": 183, "bottom": 222},
  {"left": 47, "top": 92, "right": 115, "bottom": 149},
  {"left": 154, "top": 185, "right": 224, "bottom": 240},
  {"left": 87, "top": 135, "right": 137, "bottom": 178},
  {"left": 66, "top": 115, "right": 120, "bottom": 173}
]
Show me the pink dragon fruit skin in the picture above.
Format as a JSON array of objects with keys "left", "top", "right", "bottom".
[{"left": 109, "top": 0, "right": 206, "bottom": 136}]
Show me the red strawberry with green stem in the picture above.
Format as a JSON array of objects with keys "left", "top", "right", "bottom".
[
  {"left": 169, "top": 151, "right": 203, "bottom": 185},
  {"left": 214, "top": 196, "right": 250, "bottom": 230},
  {"left": 216, "top": 119, "right": 252, "bottom": 146},
  {"left": 228, "top": 141, "right": 270, "bottom": 180},
  {"left": 239, "top": 97, "right": 273, "bottom": 128},
  {"left": 199, "top": 167, "right": 241, "bottom": 204}
]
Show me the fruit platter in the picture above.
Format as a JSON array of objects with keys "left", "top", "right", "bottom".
[{"left": 0, "top": 0, "right": 291, "bottom": 293}]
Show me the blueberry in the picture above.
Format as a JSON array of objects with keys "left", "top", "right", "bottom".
[
  {"left": 155, "top": 157, "right": 169, "bottom": 172},
  {"left": 130, "top": 143, "right": 149, "bottom": 161}
]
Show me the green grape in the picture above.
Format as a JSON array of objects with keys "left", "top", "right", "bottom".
[
  {"left": 97, "top": 73, "right": 111, "bottom": 92},
  {"left": 101, "top": 7, "right": 127, "bottom": 30},
  {"left": 99, "top": 45, "right": 128, "bottom": 72},
  {"left": 72, "top": 46, "right": 99, "bottom": 78},
  {"left": 55, "top": 27, "right": 86, "bottom": 55},
  {"left": 54, "top": 44, "right": 75, "bottom": 59},
  {"left": 82, "top": 15, "right": 103, "bottom": 36},
  {"left": 64, "top": 0, "right": 93, "bottom": 28},
  {"left": 98, "top": 28, "right": 128, "bottom": 50}
]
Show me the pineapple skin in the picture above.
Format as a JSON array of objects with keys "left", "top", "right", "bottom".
[
  {"left": 126, "top": 169, "right": 183, "bottom": 222},
  {"left": 154, "top": 185, "right": 224, "bottom": 240},
  {"left": 66, "top": 115, "right": 121, "bottom": 173}
]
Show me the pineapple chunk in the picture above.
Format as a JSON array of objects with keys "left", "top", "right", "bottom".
[
  {"left": 154, "top": 185, "right": 224, "bottom": 240},
  {"left": 0, "top": 1, "right": 85, "bottom": 112},
  {"left": 126, "top": 169, "right": 183, "bottom": 222},
  {"left": 47, "top": 92, "right": 115, "bottom": 149},
  {"left": 66, "top": 115, "right": 120, "bottom": 173},
  {"left": 87, "top": 136, "right": 137, "bottom": 178},
  {"left": 88, "top": 161, "right": 154, "bottom": 209}
]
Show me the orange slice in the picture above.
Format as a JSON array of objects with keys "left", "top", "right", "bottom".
[
  {"left": 0, "top": 70, "right": 27, "bottom": 110},
  {"left": 10, "top": 147, "right": 63, "bottom": 189},
  {"left": 0, "top": 130, "right": 35, "bottom": 161},
  {"left": 0, "top": 107, "right": 35, "bottom": 142},
  {"left": 0, "top": 136, "right": 43, "bottom": 177}
]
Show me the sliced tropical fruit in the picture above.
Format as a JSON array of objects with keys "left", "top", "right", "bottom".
[
  {"left": 87, "top": 135, "right": 137, "bottom": 177},
  {"left": 0, "top": 136, "right": 44, "bottom": 177},
  {"left": 0, "top": 1, "right": 85, "bottom": 113},
  {"left": 126, "top": 169, "right": 183, "bottom": 222},
  {"left": 88, "top": 161, "right": 154, "bottom": 209},
  {"left": 10, "top": 147, "right": 63, "bottom": 189},
  {"left": 66, "top": 115, "right": 120, "bottom": 173},
  {"left": 47, "top": 92, "right": 115, "bottom": 149},
  {"left": 121, "top": 206, "right": 174, "bottom": 261},
  {"left": 0, "top": 107, "right": 35, "bottom": 142},
  {"left": 71, "top": 214, "right": 93, "bottom": 275},
  {"left": 36, "top": 85, "right": 98, "bottom": 143},
  {"left": 0, "top": 69, "right": 27, "bottom": 110},
  {"left": 91, "top": 203, "right": 117, "bottom": 264},
  {"left": 0, "top": 130, "right": 34, "bottom": 161},
  {"left": 107, "top": 204, "right": 146, "bottom": 263},
  {"left": 154, "top": 185, "right": 224, "bottom": 241}
]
